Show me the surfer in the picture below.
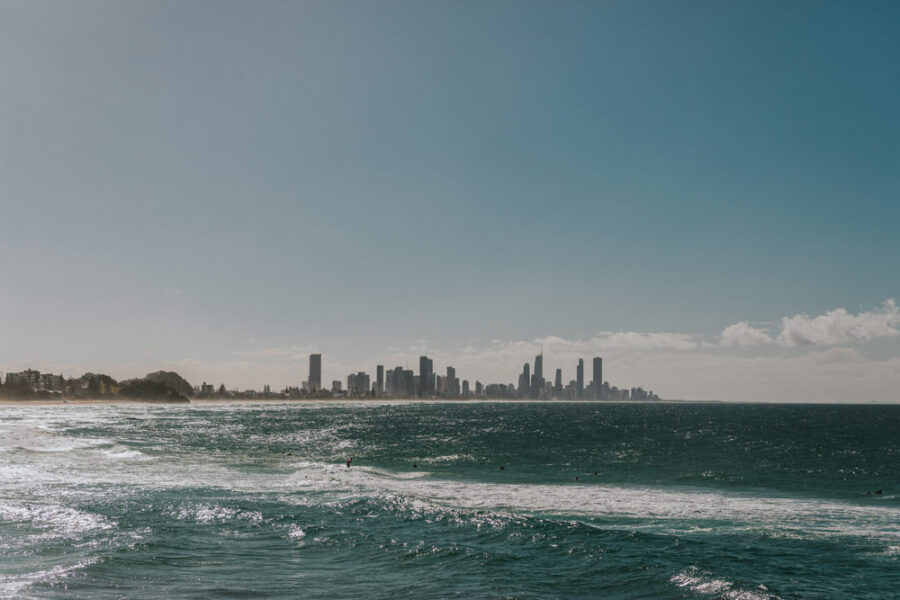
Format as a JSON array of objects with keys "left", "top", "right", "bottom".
[{"left": 346, "top": 457, "right": 352, "bottom": 468}]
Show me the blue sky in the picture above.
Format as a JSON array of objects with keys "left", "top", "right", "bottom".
[{"left": 2, "top": 1, "right": 899, "bottom": 400}]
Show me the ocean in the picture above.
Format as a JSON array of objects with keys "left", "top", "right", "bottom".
[{"left": 0, "top": 401, "right": 897, "bottom": 599}]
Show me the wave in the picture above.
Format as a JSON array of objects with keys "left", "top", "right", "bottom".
[
  {"left": 172, "top": 503, "right": 264, "bottom": 524},
  {"left": 101, "top": 445, "right": 148, "bottom": 460},
  {"left": 671, "top": 567, "right": 780, "bottom": 600},
  {"left": 277, "top": 462, "right": 900, "bottom": 544},
  {"left": 0, "top": 558, "right": 100, "bottom": 598},
  {"left": 0, "top": 501, "right": 115, "bottom": 539}
]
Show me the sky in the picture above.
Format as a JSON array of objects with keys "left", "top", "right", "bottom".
[{"left": 1, "top": 0, "right": 899, "bottom": 401}]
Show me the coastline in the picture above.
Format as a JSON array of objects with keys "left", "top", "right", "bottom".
[
  {"left": 0, "top": 397, "right": 686, "bottom": 407},
  {"left": 1, "top": 397, "right": 896, "bottom": 407}
]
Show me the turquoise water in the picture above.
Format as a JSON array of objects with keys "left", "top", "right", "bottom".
[{"left": 1, "top": 402, "right": 897, "bottom": 599}]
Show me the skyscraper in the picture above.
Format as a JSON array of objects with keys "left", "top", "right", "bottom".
[
  {"left": 519, "top": 363, "right": 530, "bottom": 398},
  {"left": 419, "top": 355, "right": 434, "bottom": 395},
  {"left": 531, "top": 353, "right": 544, "bottom": 399},
  {"left": 376, "top": 365, "right": 384, "bottom": 395},
  {"left": 390, "top": 366, "right": 406, "bottom": 395},
  {"left": 592, "top": 357, "right": 603, "bottom": 399},
  {"left": 308, "top": 354, "right": 322, "bottom": 392},
  {"left": 576, "top": 359, "right": 584, "bottom": 398},
  {"left": 446, "top": 366, "right": 458, "bottom": 397},
  {"left": 554, "top": 368, "right": 562, "bottom": 395}
]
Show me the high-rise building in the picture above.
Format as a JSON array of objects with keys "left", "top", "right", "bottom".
[
  {"left": 308, "top": 354, "right": 322, "bottom": 392},
  {"left": 445, "top": 366, "right": 458, "bottom": 397},
  {"left": 356, "top": 371, "right": 370, "bottom": 395},
  {"left": 554, "top": 368, "right": 562, "bottom": 395},
  {"left": 592, "top": 357, "right": 603, "bottom": 399},
  {"left": 376, "top": 365, "right": 384, "bottom": 395},
  {"left": 403, "top": 369, "right": 414, "bottom": 396},
  {"left": 462, "top": 380, "right": 470, "bottom": 397},
  {"left": 531, "top": 353, "right": 544, "bottom": 399},
  {"left": 576, "top": 359, "right": 584, "bottom": 398},
  {"left": 519, "top": 363, "right": 530, "bottom": 397},
  {"left": 419, "top": 356, "right": 434, "bottom": 395},
  {"left": 390, "top": 366, "right": 404, "bottom": 395}
]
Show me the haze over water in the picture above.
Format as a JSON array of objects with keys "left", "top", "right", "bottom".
[{"left": 2, "top": 402, "right": 897, "bottom": 599}]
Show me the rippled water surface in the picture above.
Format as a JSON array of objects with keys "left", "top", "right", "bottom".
[{"left": 1, "top": 401, "right": 897, "bottom": 599}]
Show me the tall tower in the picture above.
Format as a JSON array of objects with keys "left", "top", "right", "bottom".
[
  {"left": 554, "top": 368, "right": 562, "bottom": 395},
  {"left": 576, "top": 359, "right": 584, "bottom": 398},
  {"left": 592, "top": 357, "right": 603, "bottom": 399},
  {"left": 532, "top": 353, "right": 544, "bottom": 399},
  {"left": 519, "top": 363, "right": 530, "bottom": 398},
  {"left": 376, "top": 365, "right": 384, "bottom": 395},
  {"left": 446, "top": 366, "right": 457, "bottom": 397},
  {"left": 419, "top": 355, "right": 434, "bottom": 394},
  {"left": 308, "top": 354, "right": 322, "bottom": 392}
]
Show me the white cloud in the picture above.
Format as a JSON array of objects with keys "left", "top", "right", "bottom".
[
  {"left": 776, "top": 299, "right": 900, "bottom": 346},
  {"left": 720, "top": 321, "right": 773, "bottom": 346}
]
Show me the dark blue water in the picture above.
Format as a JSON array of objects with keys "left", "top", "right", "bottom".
[{"left": 1, "top": 402, "right": 897, "bottom": 599}]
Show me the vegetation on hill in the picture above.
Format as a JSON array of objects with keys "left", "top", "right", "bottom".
[
  {"left": 117, "top": 379, "right": 189, "bottom": 402},
  {"left": 144, "top": 371, "right": 194, "bottom": 397}
]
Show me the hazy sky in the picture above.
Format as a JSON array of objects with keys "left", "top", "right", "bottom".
[{"left": 2, "top": 1, "right": 899, "bottom": 401}]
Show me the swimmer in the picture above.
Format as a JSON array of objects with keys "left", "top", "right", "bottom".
[
  {"left": 346, "top": 458, "right": 352, "bottom": 468},
  {"left": 413, "top": 463, "right": 417, "bottom": 468},
  {"left": 499, "top": 465, "right": 505, "bottom": 471}
]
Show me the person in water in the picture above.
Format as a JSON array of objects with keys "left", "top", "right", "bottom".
[{"left": 346, "top": 458, "right": 352, "bottom": 468}]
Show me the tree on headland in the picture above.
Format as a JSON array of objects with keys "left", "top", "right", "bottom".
[
  {"left": 80, "top": 373, "right": 119, "bottom": 397},
  {"left": 117, "top": 379, "right": 189, "bottom": 402},
  {"left": 144, "top": 371, "right": 194, "bottom": 398}
]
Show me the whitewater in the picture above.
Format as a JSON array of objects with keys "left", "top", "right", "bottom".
[{"left": 0, "top": 401, "right": 897, "bottom": 599}]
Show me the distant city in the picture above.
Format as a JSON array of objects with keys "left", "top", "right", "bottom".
[
  {"left": 290, "top": 353, "right": 659, "bottom": 401},
  {"left": 0, "top": 353, "right": 660, "bottom": 401}
]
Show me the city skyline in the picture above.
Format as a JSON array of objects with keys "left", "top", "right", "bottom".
[
  {"left": 4, "top": 297, "right": 899, "bottom": 402},
  {"left": 2, "top": 349, "right": 658, "bottom": 402}
]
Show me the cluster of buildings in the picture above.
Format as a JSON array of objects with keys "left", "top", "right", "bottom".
[
  {"left": 1, "top": 370, "right": 119, "bottom": 397},
  {"left": 1, "top": 354, "right": 660, "bottom": 402},
  {"left": 296, "top": 353, "right": 659, "bottom": 401}
]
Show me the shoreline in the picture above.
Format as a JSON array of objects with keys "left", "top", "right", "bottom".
[
  {"left": 1, "top": 397, "right": 897, "bottom": 407},
  {"left": 0, "top": 397, "right": 665, "bottom": 406}
]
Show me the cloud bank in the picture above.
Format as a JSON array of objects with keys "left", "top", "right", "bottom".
[
  {"left": 720, "top": 322, "right": 773, "bottom": 347},
  {"left": 775, "top": 299, "right": 900, "bottom": 346},
  {"left": 719, "top": 299, "right": 899, "bottom": 348}
]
